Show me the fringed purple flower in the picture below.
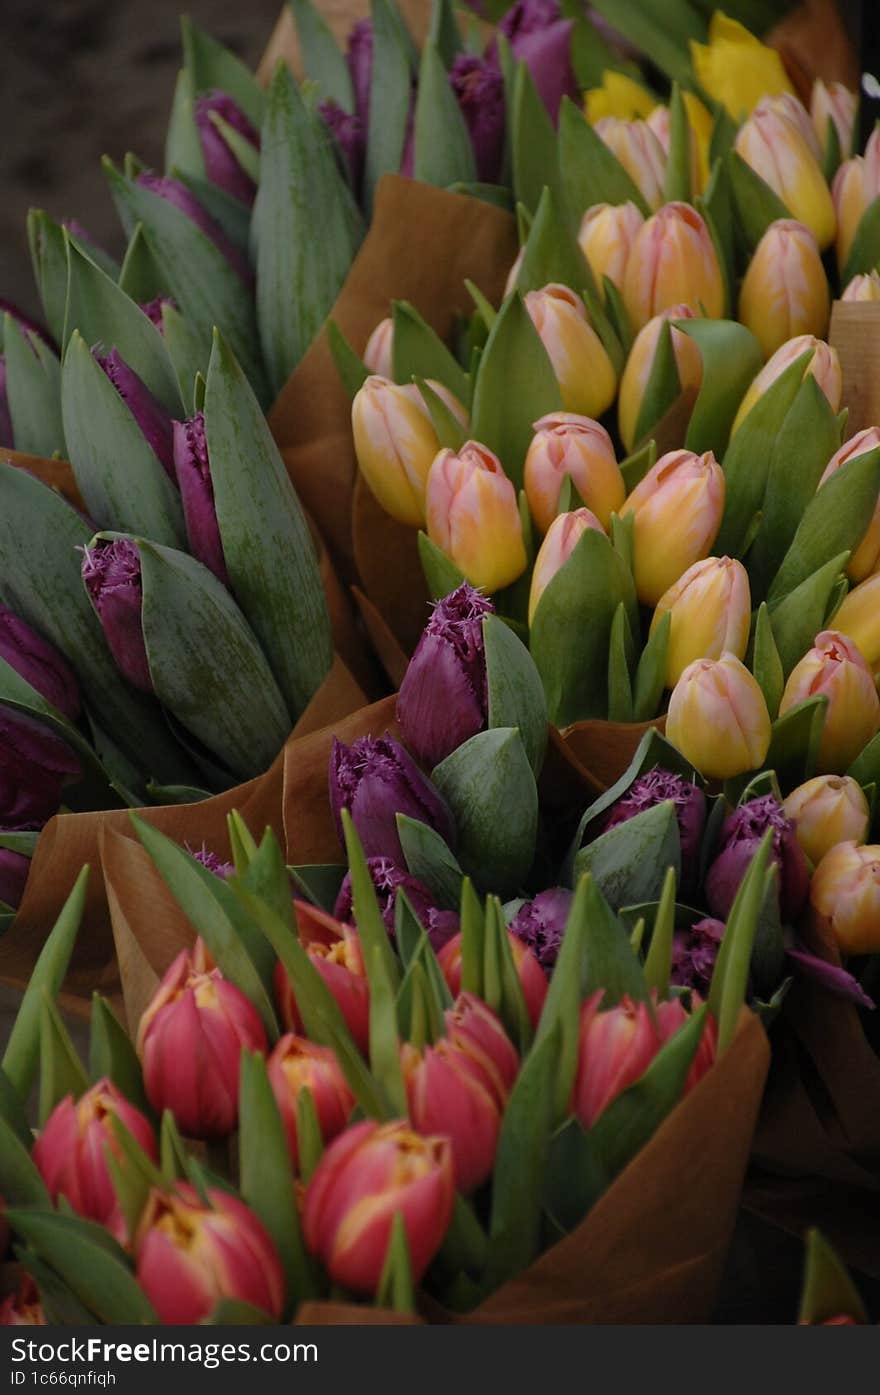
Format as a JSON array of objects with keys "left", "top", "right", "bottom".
[
  {"left": 195, "top": 90, "right": 260, "bottom": 205},
  {"left": 188, "top": 844, "right": 235, "bottom": 879},
  {"left": 95, "top": 348, "right": 176, "bottom": 481},
  {"left": 706, "top": 794, "right": 809, "bottom": 922},
  {"left": 319, "top": 99, "right": 365, "bottom": 191},
  {"left": 329, "top": 734, "right": 455, "bottom": 863},
  {"left": 82, "top": 538, "right": 153, "bottom": 694},
  {"left": 333, "top": 854, "right": 458, "bottom": 950},
  {"left": 509, "top": 886, "right": 573, "bottom": 973},
  {"left": 172, "top": 412, "right": 229, "bottom": 586},
  {"left": 397, "top": 584, "right": 493, "bottom": 769},
  {"left": 140, "top": 296, "right": 177, "bottom": 333},
  {"left": 603, "top": 768, "right": 707, "bottom": 887},
  {"left": 498, "top": 0, "right": 578, "bottom": 121},
  {"left": 671, "top": 917, "right": 725, "bottom": 995},
  {"left": 450, "top": 55, "right": 506, "bottom": 184}
]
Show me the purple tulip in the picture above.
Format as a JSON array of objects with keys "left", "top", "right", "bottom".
[
  {"left": 172, "top": 413, "right": 229, "bottom": 586},
  {"left": 509, "top": 886, "right": 572, "bottom": 973},
  {"left": 195, "top": 90, "right": 260, "bottom": 205},
  {"left": 397, "top": 584, "right": 493, "bottom": 769},
  {"left": 497, "top": 0, "right": 577, "bottom": 123},
  {"left": 95, "top": 348, "right": 175, "bottom": 482},
  {"left": 329, "top": 734, "right": 455, "bottom": 863},
  {"left": 786, "top": 940, "right": 875, "bottom": 1009},
  {"left": 670, "top": 917, "right": 725, "bottom": 995},
  {"left": 0, "top": 357, "right": 11, "bottom": 450},
  {"left": 140, "top": 296, "right": 177, "bottom": 333},
  {"left": 81, "top": 538, "right": 153, "bottom": 694},
  {"left": 347, "top": 19, "right": 373, "bottom": 127},
  {"left": 0, "top": 604, "right": 80, "bottom": 719},
  {"left": 319, "top": 99, "right": 365, "bottom": 191},
  {"left": 0, "top": 847, "right": 31, "bottom": 909},
  {"left": 706, "top": 794, "right": 809, "bottom": 923},
  {"left": 188, "top": 844, "right": 235, "bottom": 878},
  {"left": 333, "top": 854, "right": 459, "bottom": 949},
  {"left": 603, "top": 768, "right": 707, "bottom": 888},
  {"left": 0, "top": 708, "right": 81, "bottom": 828},
  {"left": 135, "top": 173, "right": 253, "bottom": 284},
  {"left": 450, "top": 55, "right": 506, "bottom": 184}
]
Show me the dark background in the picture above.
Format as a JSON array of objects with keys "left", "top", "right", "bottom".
[{"left": 0, "top": 0, "right": 282, "bottom": 317}]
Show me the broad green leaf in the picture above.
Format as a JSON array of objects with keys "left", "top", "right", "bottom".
[
  {"left": 576, "top": 874, "right": 650, "bottom": 1006},
  {"left": 643, "top": 865, "right": 677, "bottom": 997},
  {"left": 0, "top": 1114, "right": 50, "bottom": 1206},
  {"left": 460, "top": 876, "right": 484, "bottom": 996},
  {"left": 27, "top": 210, "right": 70, "bottom": 343},
  {"left": 588, "top": 0, "right": 704, "bottom": 82},
  {"left": 432, "top": 728, "right": 538, "bottom": 897},
  {"left": 181, "top": 16, "right": 265, "bottom": 126},
  {"left": 0, "top": 1066, "right": 31, "bottom": 1148},
  {"left": 727, "top": 150, "right": 791, "bottom": 248},
  {"left": 118, "top": 224, "right": 170, "bottom": 304},
  {"left": 364, "top": 0, "right": 415, "bottom": 212},
  {"left": 664, "top": 84, "right": 692, "bottom": 203},
  {"left": 708, "top": 830, "right": 773, "bottom": 1052},
  {"left": 89, "top": 994, "right": 150, "bottom": 1113},
  {"left": 767, "top": 552, "right": 849, "bottom": 677},
  {"left": 558, "top": 96, "right": 650, "bottom": 217},
  {"left": 288, "top": 0, "right": 355, "bottom": 109},
  {"left": 619, "top": 437, "right": 657, "bottom": 493},
  {"left": 752, "top": 602, "right": 784, "bottom": 718},
  {"left": 764, "top": 695, "right": 828, "bottom": 790},
  {"left": 416, "top": 377, "right": 468, "bottom": 448},
  {"left": 514, "top": 185, "right": 595, "bottom": 297},
  {"left": 288, "top": 863, "right": 347, "bottom": 911},
  {"left": 161, "top": 301, "right": 208, "bottom": 406},
  {"left": 510, "top": 61, "right": 566, "bottom": 216},
  {"left": 414, "top": 41, "right": 477, "bottom": 188},
  {"left": 607, "top": 601, "right": 634, "bottom": 722},
  {"left": 573, "top": 801, "right": 680, "bottom": 911},
  {"left": 160, "top": 1110, "right": 190, "bottom": 1182},
  {"left": 418, "top": 532, "right": 467, "bottom": 600},
  {"left": 295, "top": 1086, "right": 325, "bottom": 1182},
  {"left": 678, "top": 318, "right": 763, "bottom": 460},
  {"left": 164, "top": 69, "right": 206, "bottom": 180},
  {"left": 484, "top": 896, "right": 532, "bottom": 1053},
  {"left": 632, "top": 609, "right": 670, "bottom": 720},
  {"left": 377, "top": 1211, "right": 416, "bottom": 1313},
  {"left": 39, "top": 992, "right": 90, "bottom": 1125},
  {"left": 428, "top": 0, "right": 463, "bottom": 66},
  {"left": 543, "top": 1117, "right": 608, "bottom": 1233},
  {"left": 17, "top": 1251, "right": 97, "bottom": 1325},
  {"left": 328, "top": 320, "right": 371, "bottom": 397},
  {"left": 842, "top": 193, "right": 880, "bottom": 284},
  {"left": 768, "top": 448, "right": 880, "bottom": 606},
  {"left": 2, "top": 315, "right": 64, "bottom": 457},
  {"left": 174, "top": 171, "right": 253, "bottom": 252},
  {"left": 391, "top": 301, "right": 469, "bottom": 402},
  {"left": 632, "top": 319, "right": 682, "bottom": 449},
  {"left": 484, "top": 611, "right": 548, "bottom": 775},
  {"left": 6, "top": 1209, "right": 158, "bottom": 1324},
  {"left": 397, "top": 814, "right": 463, "bottom": 910}
]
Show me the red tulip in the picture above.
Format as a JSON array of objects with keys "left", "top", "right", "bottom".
[
  {"left": 274, "top": 902, "right": 370, "bottom": 1055},
  {"left": 443, "top": 992, "right": 519, "bottom": 1101},
  {"left": 438, "top": 931, "right": 547, "bottom": 1028},
  {"left": 571, "top": 990, "right": 661, "bottom": 1127},
  {"left": 653, "top": 996, "right": 718, "bottom": 1093},
  {"left": 267, "top": 1033, "right": 355, "bottom": 1169}
]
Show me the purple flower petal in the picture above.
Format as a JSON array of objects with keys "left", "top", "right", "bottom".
[
  {"left": 95, "top": 348, "right": 175, "bottom": 481},
  {"left": 135, "top": 173, "right": 254, "bottom": 285},
  {"left": 329, "top": 734, "right": 455, "bottom": 863},
  {"left": 81, "top": 538, "right": 153, "bottom": 694},
  {"left": 195, "top": 90, "right": 260, "bottom": 205},
  {"left": 0, "top": 708, "right": 81, "bottom": 827},
  {"left": 787, "top": 947, "right": 876, "bottom": 1009},
  {"left": 0, "top": 604, "right": 80, "bottom": 719},
  {"left": 510, "top": 886, "right": 573, "bottom": 972},
  {"left": 172, "top": 413, "right": 229, "bottom": 585},
  {"left": 450, "top": 55, "right": 506, "bottom": 184}
]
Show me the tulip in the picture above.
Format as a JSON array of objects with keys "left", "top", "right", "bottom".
[
  {"left": 275, "top": 905, "right": 370, "bottom": 1054},
  {"left": 653, "top": 995, "right": 718, "bottom": 1093},
  {"left": 137, "top": 945, "right": 267, "bottom": 1138},
  {"left": 135, "top": 1183, "right": 284, "bottom": 1324},
  {"left": 594, "top": 117, "right": 666, "bottom": 211},
  {"left": 509, "top": 886, "right": 573, "bottom": 973},
  {"left": 303, "top": 1119, "right": 455, "bottom": 1293},
  {"left": 0, "top": 708, "right": 81, "bottom": 829},
  {"left": 646, "top": 96, "right": 711, "bottom": 195},
  {"left": 761, "top": 92, "right": 823, "bottom": 162},
  {"left": 734, "top": 101, "right": 836, "bottom": 250},
  {"left": 437, "top": 930, "right": 547, "bottom": 1028},
  {"left": 666, "top": 653, "right": 771, "bottom": 780},
  {"left": 583, "top": 71, "right": 656, "bottom": 123},
  {"left": 333, "top": 856, "right": 458, "bottom": 949},
  {"left": 577, "top": 201, "right": 644, "bottom": 301},
  {"left": 571, "top": 990, "right": 661, "bottom": 1128},
  {"left": 139, "top": 294, "right": 177, "bottom": 331},
  {"left": 0, "top": 1277, "right": 45, "bottom": 1326},
  {"left": 705, "top": 793, "right": 809, "bottom": 922},
  {"left": 351, "top": 375, "right": 442, "bottom": 527},
  {"left": 135, "top": 172, "right": 253, "bottom": 282},
  {"left": 834, "top": 128, "right": 880, "bottom": 267},
  {"left": 267, "top": 1034, "right": 355, "bottom": 1169},
  {"left": 347, "top": 18, "right": 372, "bottom": 126},
  {"left": 617, "top": 304, "right": 703, "bottom": 453},
  {"left": 670, "top": 918, "right": 725, "bottom": 995},
  {"left": 319, "top": 100, "right": 365, "bottom": 190},
  {"left": 444, "top": 992, "right": 520, "bottom": 1096},
  {"left": 651, "top": 556, "right": 751, "bottom": 687},
  {"left": 524, "top": 412, "right": 624, "bottom": 534},
  {"left": 172, "top": 411, "right": 229, "bottom": 585},
  {"left": 738, "top": 220, "right": 830, "bottom": 360},
  {"left": 810, "top": 840, "right": 880, "bottom": 954},
  {"left": 426, "top": 440, "right": 528, "bottom": 592},
  {"left": 689, "top": 11, "right": 795, "bottom": 120},
  {"left": 528, "top": 507, "right": 605, "bottom": 624},
  {"left": 450, "top": 54, "right": 506, "bottom": 184},
  {"left": 603, "top": 768, "right": 707, "bottom": 889},
  {"left": 401, "top": 378, "right": 468, "bottom": 430},
  {"left": 81, "top": 538, "right": 153, "bottom": 694},
  {"left": 779, "top": 630, "right": 880, "bottom": 773},
  {"left": 783, "top": 774, "right": 870, "bottom": 866},
  {"left": 817, "top": 427, "right": 880, "bottom": 581},
  {"left": 329, "top": 734, "right": 455, "bottom": 864},
  {"left": 623, "top": 202, "right": 724, "bottom": 331},
  {"left": 523, "top": 284, "right": 618, "bottom": 419},
  {"left": 32, "top": 1078, "right": 157, "bottom": 1231},
  {"left": 810, "top": 80, "right": 856, "bottom": 161},
  {"left": 731, "top": 334, "right": 842, "bottom": 436},
  {"left": 95, "top": 348, "right": 175, "bottom": 481},
  {"left": 0, "top": 849, "right": 30, "bottom": 909},
  {"left": 497, "top": 0, "right": 577, "bottom": 122},
  {"left": 195, "top": 90, "right": 260, "bottom": 204},
  {"left": 621, "top": 448, "right": 724, "bottom": 607},
  {"left": 833, "top": 572, "right": 880, "bottom": 670},
  {"left": 842, "top": 270, "right": 880, "bottom": 301},
  {"left": 0, "top": 603, "right": 79, "bottom": 719},
  {"left": 397, "top": 583, "right": 492, "bottom": 768},
  {"left": 363, "top": 318, "right": 393, "bottom": 378}
]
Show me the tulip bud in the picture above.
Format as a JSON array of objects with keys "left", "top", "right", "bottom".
[
  {"left": 810, "top": 840, "right": 880, "bottom": 954},
  {"left": 135, "top": 172, "right": 253, "bottom": 282},
  {"left": 523, "top": 284, "right": 618, "bottom": 419},
  {"left": 0, "top": 849, "right": 30, "bottom": 910},
  {"left": 842, "top": 270, "right": 880, "bottom": 301},
  {"left": 524, "top": 412, "right": 624, "bottom": 534},
  {"left": 397, "top": 583, "right": 493, "bottom": 768},
  {"left": 603, "top": 768, "right": 708, "bottom": 889},
  {"left": 623, "top": 203, "right": 724, "bottom": 332},
  {"left": 832, "top": 572, "right": 880, "bottom": 670},
  {"left": 172, "top": 412, "right": 229, "bottom": 585},
  {"left": 738, "top": 219, "right": 830, "bottom": 359},
  {"left": 670, "top": 918, "right": 725, "bottom": 995},
  {"left": 834, "top": 129, "right": 880, "bottom": 268},
  {"left": 136, "top": 1183, "right": 284, "bottom": 1324},
  {"left": 95, "top": 348, "right": 175, "bottom": 481},
  {"left": 32, "top": 1078, "right": 158, "bottom": 1230},
  {"left": 653, "top": 994, "right": 718, "bottom": 1093},
  {"left": 666, "top": 653, "right": 771, "bottom": 780},
  {"left": 140, "top": 295, "right": 177, "bottom": 331},
  {"left": 817, "top": 427, "right": 880, "bottom": 581},
  {"left": 509, "top": 886, "right": 573, "bottom": 973},
  {"left": 783, "top": 774, "right": 870, "bottom": 866},
  {"left": 363, "top": 318, "right": 393, "bottom": 378},
  {"left": 195, "top": 90, "right": 260, "bottom": 204},
  {"left": 437, "top": 930, "right": 548, "bottom": 1028},
  {"left": 0, "top": 708, "right": 82, "bottom": 829},
  {"left": 329, "top": 734, "right": 455, "bottom": 865},
  {"left": 0, "top": 604, "right": 79, "bottom": 720},
  {"left": 651, "top": 556, "right": 751, "bottom": 687},
  {"left": 426, "top": 440, "right": 528, "bottom": 592},
  {"left": 617, "top": 304, "right": 703, "bottom": 453},
  {"left": 450, "top": 54, "right": 506, "bottom": 184},
  {"left": 0, "top": 1276, "right": 45, "bottom": 1327},
  {"left": 267, "top": 1034, "right": 355, "bottom": 1169},
  {"left": 444, "top": 991, "right": 520, "bottom": 1094},
  {"left": 646, "top": 101, "right": 708, "bottom": 194},
  {"left": 497, "top": 0, "right": 578, "bottom": 122},
  {"left": 705, "top": 793, "right": 809, "bottom": 921},
  {"left": 528, "top": 507, "right": 605, "bottom": 623},
  {"left": 761, "top": 92, "right": 823, "bottom": 162},
  {"left": 303, "top": 1119, "right": 455, "bottom": 1293},
  {"left": 137, "top": 946, "right": 267, "bottom": 1138},
  {"left": 275, "top": 904, "right": 370, "bottom": 1054},
  {"left": 734, "top": 100, "right": 837, "bottom": 250},
  {"left": 577, "top": 201, "right": 645, "bottom": 300},
  {"left": 621, "top": 448, "right": 725, "bottom": 606},
  {"left": 810, "top": 80, "right": 856, "bottom": 162},
  {"left": 731, "top": 334, "right": 842, "bottom": 436},
  {"left": 81, "top": 538, "right": 152, "bottom": 694},
  {"left": 594, "top": 117, "right": 666, "bottom": 210},
  {"left": 571, "top": 990, "right": 661, "bottom": 1128},
  {"left": 351, "top": 375, "right": 442, "bottom": 527},
  {"left": 779, "top": 630, "right": 880, "bottom": 773},
  {"left": 319, "top": 100, "right": 365, "bottom": 189},
  {"left": 332, "top": 856, "right": 458, "bottom": 950}
]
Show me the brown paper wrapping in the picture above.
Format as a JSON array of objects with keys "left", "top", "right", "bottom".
[
  {"left": 767, "top": 0, "right": 859, "bottom": 94},
  {"left": 559, "top": 717, "right": 667, "bottom": 792},
  {"left": 829, "top": 303, "right": 880, "bottom": 439}
]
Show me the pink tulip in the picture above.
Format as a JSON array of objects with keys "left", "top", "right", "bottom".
[
  {"left": 426, "top": 440, "right": 527, "bottom": 592},
  {"left": 832, "top": 128, "right": 880, "bottom": 271},
  {"left": 443, "top": 991, "right": 520, "bottom": 1100},
  {"left": 523, "top": 284, "right": 617, "bottom": 418},
  {"left": 779, "top": 630, "right": 880, "bottom": 774},
  {"left": 571, "top": 990, "right": 661, "bottom": 1127},
  {"left": 274, "top": 902, "right": 370, "bottom": 1055},
  {"left": 617, "top": 303, "right": 704, "bottom": 452},
  {"left": 267, "top": 1034, "right": 355, "bottom": 1169},
  {"left": 731, "top": 333, "right": 841, "bottom": 435},
  {"left": 577, "top": 201, "right": 644, "bottom": 299},
  {"left": 818, "top": 427, "right": 880, "bottom": 581},
  {"left": 438, "top": 934, "right": 547, "bottom": 1029},
  {"left": 810, "top": 80, "right": 856, "bottom": 161},
  {"left": 653, "top": 995, "right": 718, "bottom": 1094},
  {"left": 524, "top": 412, "right": 624, "bottom": 534},
  {"left": 594, "top": 117, "right": 666, "bottom": 210},
  {"left": 623, "top": 202, "right": 724, "bottom": 331},
  {"left": 528, "top": 507, "right": 606, "bottom": 623}
]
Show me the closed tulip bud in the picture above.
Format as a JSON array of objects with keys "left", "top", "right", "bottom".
[
  {"left": 617, "top": 304, "right": 703, "bottom": 453},
  {"left": 734, "top": 101, "right": 836, "bottom": 250},
  {"left": 811, "top": 80, "right": 856, "bottom": 161},
  {"left": 333, "top": 856, "right": 458, "bottom": 950},
  {"left": 523, "top": 284, "right": 618, "bottom": 419},
  {"left": 498, "top": 0, "right": 578, "bottom": 122},
  {"left": 450, "top": 54, "right": 506, "bottom": 184},
  {"left": 761, "top": 92, "right": 823, "bottom": 162},
  {"left": 363, "top": 318, "right": 393, "bottom": 378},
  {"left": 666, "top": 653, "right": 771, "bottom": 779},
  {"left": 0, "top": 604, "right": 79, "bottom": 720},
  {"left": 140, "top": 295, "right": 177, "bottom": 331},
  {"left": 818, "top": 427, "right": 880, "bottom": 581},
  {"left": 706, "top": 793, "right": 809, "bottom": 921},
  {"left": 82, "top": 538, "right": 152, "bottom": 694},
  {"left": 95, "top": 348, "right": 175, "bottom": 481},
  {"left": 833, "top": 130, "right": 880, "bottom": 270},
  {"left": 509, "top": 886, "right": 573, "bottom": 973},
  {"left": 195, "top": 90, "right": 260, "bottom": 204},
  {"left": 779, "top": 630, "right": 880, "bottom": 773},
  {"left": 671, "top": 918, "right": 725, "bottom": 995},
  {"left": 810, "top": 840, "right": 880, "bottom": 954},
  {"left": 594, "top": 117, "right": 666, "bottom": 210},
  {"left": 275, "top": 904, "right": 370, "bottom": 1054},
  {"left": 397, "top": 583, "right": 493, "bottom": 768},
  {"left": 528, "top": 507, "right": 605, "bottom": 623},
  {"left": 524, "top": 412, "right": 624, "bottom": 534},
  {"left": 0, "top": 849, "right": 30, "bottom": 910},
  {"left": 303, "top": 1119, "right": 455, "bottom": 1293},
  {"left": 842, "top": 270, "right": 880, "bottom": 302},
  {"left": 654, "top": 995, "right": 718, "bottom": 1093},
  {"left": 783, "top": 774, "right": 870, "bottom": 865},
  {"left": 731, "top": 334, "right": 842, "bottom": 436},
  {"left": 267, "top": 1034, "right": 355, "bottom": 1169},
  {"left": 572, "top": 990, "right": 661, "bottom": 1128},
  {"left": 172, "top": 412, "right": 229, "bottom": 585},
  {"left": 623, "top": 202, "right": 725, "bottom": 331},
  {"left": 444, "top": 992, "right": 520, "bottom": 1096},
  {"left": 738, "top": 219, "right": 830, "bottom": 360},
  {"left": 621, "top": 448, "right": 725, "bottom": 606},
  {"left": 32, "top": 1078, "right": 157, "bottom": 1230},
  {"left": 351, "top": 375, "right": 442, "bottom": 527},
  {"left": 603, "top": 769, "right": 708, "bottom": 889},
  {"left": 426, "top": 440, "right": 528, "bottom": 592},
  {"left": 438, "top": 932, "right": 547, "bottom": 1028},
  {"left": 137, "top": 946, "right": 267, "bottom": 1138},
  {"left": 0, "top": 708, "right": 81, "bottom": 829},
  {"left": 833, "top": 572, "right": 880, "bottom": 669},
  {"left": 577, "top": 201, "right": 644, "bottom": 300},
  {"left": 136, "top": 1183, "right": 284, "bottom": 1324},
  {"left": 329, "top": 734, "right": 455, "bottom": 864},
  {"left": 136, "top": 172, "right": 253, "bottom": 282},
  {"left": 652, "top": 556, "right": 751, "bottom": 687}
]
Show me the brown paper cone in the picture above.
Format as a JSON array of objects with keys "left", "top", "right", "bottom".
[
  {"left": 294, "top": 1302, "right": 424, "bottom": 1326},
  {"left": 829, "top": 303, "right": 880, "bottom": 438},
  {"left": 351, "top": 587, "right": 411, "bottom": 690},
  {"left": 352, "top": 473, "right": 429, "bottom": 654},
  {"left": 2, "top": 448, "right": 84, "bottom": 509},
  {"left": 559, "top": 717, "right": 667, "bottom": 792},
  {"left": 766, "top": 0, "right": 859, "bottom": 91}
]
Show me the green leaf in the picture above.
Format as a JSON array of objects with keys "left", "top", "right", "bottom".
[
  {"left": 558, "top": 96, "right": 650, "bottom": 217},
  {"left": 752, "top": 603, "right": 784, "bottom": 718},
  {"left": 364, "top": 0, "right": 415, "bottom": 212},
  {"left": 17, "top": 1251, "right": 98, "bottom": 1325},
  {"left": 161, "top": 301, "right": 208, "bottom": 407},
  {"left": 181, "top": 16, "right": 265, "bottom": 127},
  {"left": 418, "top": 531, "right": 467, "bottom": 599},
  {"left": 432, "top": 728, "right": 538, "bottom": 897},
  {"left": 289, "top": 0, "right": 355, "bottom": 108},
  {"left": 377, "top": 1211, "right": 417, "bottom": 1313},
  {"left": 727, "top": 150, "right": 791, "bottom": 249},
  {"left": 118, "top": 224, "right": 170, "bottom": 304},
  {"left": 204, "top": 1299, "right": 275, "bottom": 1325},
  {"left": 543, "top": 1117, "right": 608, "bottom": 1233},
  {"left": 416, "top": 378, "right": 468, "bottom": 449},
  {"left": 159, "top": 1110, "right": 189, "bottom": 1182},
  {"left": 607, "top": 601, "right": 634, "bottom": 722},
  {"left": 288, "top": 863, "right": 346, "bottom": 912},
  {"left": 768, "top": 448, "right": 880, "bottom": 605},
  {"left": 328, "top": 320, "right": 370, "bottom": 397},
  {"left": 428, "top": 0, "right": 462, "bottom": 66},
  {"left": 172, "top": 171, "right": 254, "bottom": 255},
  {"left": 678, "top": 318, "right": 764, "bottom": 460},
  {"left": 0, "top": 1066, "right": 31, "bottom": 1149},
  {"left": 574, "top": 801, "right": 680, "bottom": 912},
  {"left": 6, "top": 1209, "right": 158, "bottom": 1324},
  {"left": 798, "top": 1229, "right": 868, "bottom": 1325},
  {"left": 620, "top": 437, "right": 657, "bottom": 493},
  {"left": 664, "top": 84, "right": 692, "bottom": 203},
  {"left": 391, "top": 300, "right": 469, "bottom": 402},
  {"left": 699, "top": 158, "right": 736, "bottom": 306},
  {"left": 340, "top": 809, "right": 402, "bottom": 994},
  {"left": 89, "top": 994, "right": 150, "bottom": 1113},
  {"left": 484, "top": 611, "right": 548, "bottom": 775},
  {"left": 366, "top": 942, "right": 408, "bottom": 1115},
  {"left": 27, "top": 210, "right": 70, "bottom": 344},
  {"left": 842, "top": 193, "right": 880, "bottom": 285},
  {"left": 414, "top": 41, "right": 477, "bottom": 188},
  {"left": 767, "top": 552, "right": 849, "bottom": 677},
  {"left": 295, "top": 1086, "right": 325, "bottom": 1183},
  {"left": 510, "top": 62, "right": 566, "bottom": 216},
  {"left": 395, "top": 892, "right": 453, "bottom": 1014},
  {"left": 397, "top": 814, "right": 463, "bottom": 910},
  {"left": 0, "top": 1114, "right": 50, "bottom": 1206},
  {"left": 764, "top": 695, "right": 828, "bottom": 789},
  {"left": 708, "top": 829, "right": 774, "bottom": 1052},
  {"left": 514, "top": 185, "right": 595, "bottom": 297},
  {"left": 533, "top": 874, "right": 591, "bottom": 1116},
  {"left": 484, "top": 896, "right": 532, "bottom": 1053},
  {"left": 164, "top": 69, "right": 206, "bottom": 181},
  {"left": 644, "top": 866, "right": 677, "bottom": 997},
  {"left": 577, "top": 874, "right": 650, "bottom": 1006},
  {"left": 588, "top": 0, "right": 704, "bottom": 82},
  {"left": 632, "top": 609, "right": 670, "bottom": 720},
  {"left": 2, "top": 315, "right": 64, "bottom": 458},
  {"left": 460, "top": 877, "right": 485, "bottom": 996},
  {"left": 632, "top": 319, "right": 683, "bottom": 449}
]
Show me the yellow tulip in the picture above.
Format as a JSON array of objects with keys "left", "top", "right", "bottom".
[
  {"left": 523, "top": 284, "right": 617, "bottom": 419},
  {"left": 623, "top": 202, "right": 724, "bottom": 331},
  {"left": 651, "top": 556, "right": 751, "bottom": 688},
  {"left": 528, "top": 508, "right": 605, "bottom": 624},
  {"left": 760, "top": 92, "right": 822, "bottom": 162},
  {"left": 594, "top": 117, "right": 666, "bottom": 211},
  {"left": 841, "top": 270, "right": 880, "bottom": 302},
  {"left": 810, "top": 841, "right": 880, "bottom": 955},
  {"left": 666, "top": 652, "right": 771, "bottom": 780},
  {"left": 738, "top": 219, "right": 830, "bottom": 360},
  {"left": 351, "top": 375, "right": 443, "bottom": 527},
  {"left": 810, "top": 80, "right": 856, "bottom": 162},
  {"left": 831, "top": 573, "right": 880, "bottom": 669},
  {"left": 583, "top": 71, "right": 656, "bottom": 123},
  {"left": 577, "top": 201, "right": 644, "bottom": 301},
  {"left": 818, "top": 427, "right": 880, "bottom": 581},
  {"left": 779, "top": 630, "right": 880, "bottom": 773},
  {"left": 621, "top": 448, "right": 725, "bottom": 606},
  {"left": 523, "top": 412, "right": 624, "bottom": 534},
  {"left": 832, "top": 129, "right": 880, "bottom": 272},
  {"left": 782, "top": 775, "right": 869, "bottom": 866},
  {"left": 618, "top": 303, "right": 703, "bottom": 453},
  {"left": 690, "top": 11, "right": 796, "bottom": 121},
  {"left": 734, "top": 99, "right": 836, "bottom": 250},
  {"left": 731, "top": 334, "right": 841, "bottom": 436},
  {"left": 425, "top": 440, "right": 527, "bottom": 593}
]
